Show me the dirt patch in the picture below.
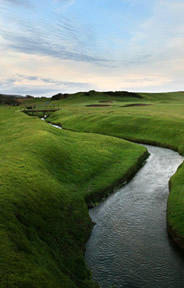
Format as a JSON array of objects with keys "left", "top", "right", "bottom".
[
  {"left": 86, "top": 104, "right": 112, "bottom": 107},
  {"left": 99, "top": 101, "right": 112, "bottom": 103},
  {"left": 121, "top": 103, "right": 152, "bottom": 107}
]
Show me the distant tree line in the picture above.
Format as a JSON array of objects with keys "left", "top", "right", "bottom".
[
  {"left": 0, "top": 94, "right": 34, "bottom": 105},
  {"left": 51, "top": 90, "right": 142, "bottom": 100},
  {"left": 102, "top": 91, "right": 142, "bottom": 98},
  {"left": 51, "top": 93, "right": 69, "bottom": 101},
  {"left": 0, "top": 94, "right": 18, "bottom": 105}
]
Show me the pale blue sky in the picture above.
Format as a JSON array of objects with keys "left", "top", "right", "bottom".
[{"left": 0, "top": 0, "right": 184, "bottom": 96}]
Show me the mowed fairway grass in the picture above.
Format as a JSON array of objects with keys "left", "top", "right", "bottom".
[
  {"left": 47, "top": 91, "right": 184, "bottom": 248},
  {"left": 0, "top": 105, "right": 147, "bottom": 288}
]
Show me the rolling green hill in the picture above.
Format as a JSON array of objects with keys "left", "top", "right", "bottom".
[
  {"left": 47, "top": 91, "right": 184, "bottom": 249},
  {"left": 2, "top": 90, "right": 184, "bottom": 287},
  {"left": 0, "top": 105, "right": 147, "bottom": 287}
]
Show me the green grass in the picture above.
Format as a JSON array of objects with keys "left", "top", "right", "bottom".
[
  {"left": 2, "top": 90, "right": 184, "bottom": 287},
  {"left": 0, "top": 105, "right": 147, "bottom": 287},
  {"left": 48, "top": 100, "right": 184, "bottom": 153},
  {"left": 167, "top": 163, "right": 184, "bottom": 247},
  {"left": 46, "top": 91, "right": 184, "bottom": 247}
]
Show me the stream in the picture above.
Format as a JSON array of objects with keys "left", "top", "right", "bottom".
[
  {"left": 40, "top": 117, "right": 184, "bottom": 287},
  {"left": 41, "top": 115, "right": 62, "bottom": 129},
  {"left": 85, "top": 145, "right": 184, "bottom": 288}
]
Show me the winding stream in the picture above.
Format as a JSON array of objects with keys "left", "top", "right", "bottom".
[
  {"left": 41, "top": 115, "right": 62, "bottom": 129},
  {"left": 40, "top": 117, "right": 184, "bottom": 287},
  {"left": 85, "top": 145, "right": 184, "bottom": 288}
]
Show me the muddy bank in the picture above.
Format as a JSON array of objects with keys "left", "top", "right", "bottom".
[
  {"left": 121, "top": 103, "right": 152, "bottom": 107},
  {"left": 86, "top": 104, "right": 112, "bottom": 107},
  {"left": 167, "top": 224, "right": 184, "bottom": 251}
]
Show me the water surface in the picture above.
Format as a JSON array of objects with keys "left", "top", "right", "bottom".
[
  {"left": 41, "top": 115, "right": 62, "bottom": 129},
  {"left": 85, "top": 145, "right": 184, "bottom": 288}
]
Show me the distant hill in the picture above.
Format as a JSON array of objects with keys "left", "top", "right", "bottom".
[{"left": 51, "top": 90, "right": 142, "bottom": 101}]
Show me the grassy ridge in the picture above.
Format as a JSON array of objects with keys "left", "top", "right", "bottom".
[
  {"left": 48, "top": 102, "right": 184, "bottom": 153},
  {"left": 47, "top": 91, "right": 184, "bottom": 248},
  {"left": 0, "top": 106, "right": 147, "bottom": 287},
  {"left": 167, "top": 164, "right": 184, "bottom": 248}
]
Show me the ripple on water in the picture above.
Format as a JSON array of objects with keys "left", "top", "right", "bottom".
[{"left": 85, "top": 145, "right": 184, "bottom": 288}]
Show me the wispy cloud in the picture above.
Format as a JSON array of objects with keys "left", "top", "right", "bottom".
[
  {"left": 52, "top": 0, "right": 76, "bottom": 10},
  {"left": 1, "top": 0, "right": 184, "bottom": 94},
  {"left": 0, "top": 74, "right": 91, "bottom": 96},
  {"left": 0, "top": 1, "right": 108, "bottom": 64},
  {"left": 1, "top": 0, "right": 32, "bottom": 8},
  {"left": 127, "top": 0, "right": 138, "bottom": 7},
  {"left": 4, "top": 32, "right": 106, "bottom": 63},
  {"left": 19, "top": 74, "right": 90, "bottom": 88}
]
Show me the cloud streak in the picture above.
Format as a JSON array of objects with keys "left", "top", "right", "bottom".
[
  {"left": 0, "top": 0, "right": 184, "bottom": 95},
  {"left": 19, "top": 74, "right": 90, "bottom": 87},
  {"left": 0, "top": 74, "right": 91, "bottom": 96},
  {"left": 5, "top": 33, "right": 106, "bottom": 63},
  {"left": 0, "top": 2, "right": 108, "bottom": 64},
  {"left": 52, "top": 0, "right": 76, "bottom": 10},
  {"left": 1, "top": 0, "right": 32, "bottom": 8}
]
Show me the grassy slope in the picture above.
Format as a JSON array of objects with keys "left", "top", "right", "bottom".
[
  {"left": 0, "top": 106, "right": 147, "bottom": 287},
  {"left": 47, "top": 91, "right": 184, "bottom": 247},
  {"left": 48, "top": 93, "right": 184, "bottom": 152}
]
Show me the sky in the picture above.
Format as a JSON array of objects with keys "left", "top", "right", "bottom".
[{"left": 0, "top": 0, "right": 184, "bottom": 96}]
